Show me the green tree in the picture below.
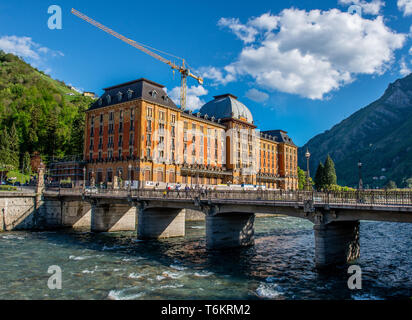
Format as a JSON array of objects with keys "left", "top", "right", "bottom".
[
  {"left": 323, "top": 154, "right": 337, "bottom": 186},
  {"left": 8, "top": 122, "right": 19, "bottom": 168},
  {"left": 0, "top": 127, "right": 11, "bottom": 167},
  {"left": 385, "top": 180, "right": 397, "bottom": 190},
  {"left": 297, "top": 167, "right": 314, "bottom": 190},
  {"left": 314, "top": 162, "right": 325, "bottom": 190},
  {"left": 22, "top": 152, "right": 31, "bottom": 175},
  {"left": 66, "top": 99, "right": 87, "bottom": 155},
  {"left": 404, "top": 177, "right": 412, "bottom": 189},
  {"left": 297, "top": 167, "right": 306, "bottom": 190}
]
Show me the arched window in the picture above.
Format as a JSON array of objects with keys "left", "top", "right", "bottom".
[
  {"left": 169, "top": 172, "right": 175, "bottom": 183},
  {"left": 144, "top": 169, "right": 151, "bottom": 181},
  {"left": 157, "top": 171, "right": 163, "bottom": 182}
]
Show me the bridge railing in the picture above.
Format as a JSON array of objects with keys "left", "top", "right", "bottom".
[
  {"left": 128, "top": 189, "right": 412, "bottom": 207},
  {"left": 139, "top": 189, "right": 412, "bottom": 206},
  {"left": 45, "top": 187, "right": 412, "bottom": 207}
]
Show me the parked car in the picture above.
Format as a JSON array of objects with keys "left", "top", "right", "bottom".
[{"left": 84, "top": 186, "right": 98, "bottom": 194}]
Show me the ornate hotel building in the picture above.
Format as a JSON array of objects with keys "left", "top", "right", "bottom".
[{"left": 84, "top": 78, "right": 298, "bottom": 190}]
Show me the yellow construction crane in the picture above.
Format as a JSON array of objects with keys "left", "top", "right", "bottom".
[{"left": 71, "top": 8, "right": 203, "bottom": 110}]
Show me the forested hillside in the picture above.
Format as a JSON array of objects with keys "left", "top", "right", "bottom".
[{"left": 0, "top": 51, "right": 93, "bottom": 171}]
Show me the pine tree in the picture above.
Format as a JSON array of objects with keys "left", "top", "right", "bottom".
[
  {"left": 0, "top": 127, "right": 10, "bottom": 166},
  {"left": 314, "top": 162, "right": 325, "bottom": 190},
  {"left": 323, "top": 154, "right": 337, "bottom": 186},
  {"left": 8, "top": 122, "right": 19, "bottom": 168},
  {"left": 22, "top": 152, "right": 31, "bottom": 175}
]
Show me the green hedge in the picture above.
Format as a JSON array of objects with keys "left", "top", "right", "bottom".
[{"left": 0, "top": 185, "right": 17, "bottom": 191}]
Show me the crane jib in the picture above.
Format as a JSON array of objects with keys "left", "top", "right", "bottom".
[{"left": 71, "top": 8, "right": 204, "bottom": 110}]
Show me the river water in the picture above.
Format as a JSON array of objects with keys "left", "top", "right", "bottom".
[{"left": 0, "top": 216, "right": 411, "bottom": 300}]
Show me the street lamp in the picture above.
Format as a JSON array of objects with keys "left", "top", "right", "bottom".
[
  {"left": 128, "top": 164, "right": 132, "bottom": 193},
  {"left": 83, "top": 167, "right": 86, "bottom": 191},
  {"left": 305, "top": 148, "right": 311, "bottom": 190},
  {"left": 91, "top": 170, "right": 95, "bottom": 187},
  {"left": 358, "top": 160, "right": 363, "bottom": 190}
]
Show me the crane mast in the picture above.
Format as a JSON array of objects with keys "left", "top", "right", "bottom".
[{"left": 71, "top": 8, "right": 203, "bottom": 110}]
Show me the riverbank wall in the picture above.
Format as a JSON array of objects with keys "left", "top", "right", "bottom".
[{"left": 0, "top": 191, "right": 91, "bottom": 231}]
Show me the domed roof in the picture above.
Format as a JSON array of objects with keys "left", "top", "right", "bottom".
[{"left": 199, "top": 94, "right": 253, "bottom": 123}]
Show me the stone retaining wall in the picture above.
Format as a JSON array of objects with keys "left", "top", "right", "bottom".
[{"left": 0, "top": 193, "right": 37, "bottom": 231}]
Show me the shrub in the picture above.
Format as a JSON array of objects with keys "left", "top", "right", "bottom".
[{"left": 0, "top": 185, "right": 17, "bottom": 191}]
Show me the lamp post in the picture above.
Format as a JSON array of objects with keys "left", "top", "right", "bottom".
[
  {"left": 83, "top": 167, "right": 86, "bottom": 191},
  {"left": 358, "top": 160, "right": 363, "bottom": 190},
  {"left": 128, "top": 164, "right": 132, "bottom": 193},
  {"left": 90, "top": 170, "right": 95, "bottom": 187},
  {"left": 305, "top": 148, "right": 311, "bottom": 191}
]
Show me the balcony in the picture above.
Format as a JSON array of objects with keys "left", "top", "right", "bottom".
[
  {"left": 180, "top": 163, "right": 231, "bottom": 177},
  {"left": 256, "top": 172, "right": 284, "bottom": 182}
]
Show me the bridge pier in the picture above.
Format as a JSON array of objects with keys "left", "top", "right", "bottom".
[
  {"left": 91, "top": 202, "right": 136, "bottom": 232},
  {"left": 314, "top": 221, "right": 360, "bottom": 268},
  {"left": 137, "top": 208, "right": 185, "bottom": 239},
  {"left": 206, "top": 213, "right": 255, "bottom": 249}
]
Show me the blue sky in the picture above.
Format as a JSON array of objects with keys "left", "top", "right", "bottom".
[{"left": 0, "top": 0, "right": 411, "bottom": 146}]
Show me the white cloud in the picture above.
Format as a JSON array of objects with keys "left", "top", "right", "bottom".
[
  {"left": 338, "top": 0, "right": 385, "bottom": 15},
  {"left": 398, "top": 0, "right": 412, "bottom": 16},
  {"left": 248, "top": 13, "right": 279, "bottom": 32},
  {"left": 400, "top": 57, "right": 411, "bottom": 76},
  {"left": 0, "top": 35, "right": 41, "bottom": 60},
  {"left": 199, "top": 66, "right": 236, "bottom": 86},
  {"left": 169, "top": 85, "right": 208, "bottom": 111},
  {"left": 245, "top": 88, "right": 269, "bottom": 102},
  {"left": 0, "top": 35, "right": 63, "bottom": 73},
  {"left": 206, "top": 9, "right": 405, "bottom": 100},
  {"left": 218, "top": 18, "right": 258, "bottom": 43}
]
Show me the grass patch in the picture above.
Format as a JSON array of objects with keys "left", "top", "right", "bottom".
[{"left": 6, "top": 170, "right": 30, "bottom": 184}]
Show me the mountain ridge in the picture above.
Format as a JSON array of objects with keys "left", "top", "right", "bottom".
[{"left": 298, "top": 73, "right": 412, "bottom": 188}]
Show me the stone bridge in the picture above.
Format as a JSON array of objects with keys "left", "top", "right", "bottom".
[{"left": 43, "top": 188, "right": 412, "bottom": 268}]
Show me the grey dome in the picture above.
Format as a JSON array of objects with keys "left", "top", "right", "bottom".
[{"left": 199, "top": 94, "right": 253, "bottom": 123}]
